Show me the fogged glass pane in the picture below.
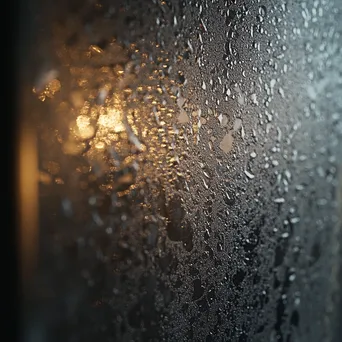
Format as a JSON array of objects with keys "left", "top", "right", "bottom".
[{"left": 20, "top": 1, "right": 342, "bottom": 341}]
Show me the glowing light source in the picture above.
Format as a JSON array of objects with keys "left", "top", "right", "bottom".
[
  {"left": 76, "top": 115, "right": 94, "bottom": 139},
  {"left": 18, "top": 122, "right": 38, "bottom": 283},
  {"left": 98, "top": 108, "right": 125, "bottom": 133},
  {"left": 95, "top": 141, "right": 106, "bottom": 150}
]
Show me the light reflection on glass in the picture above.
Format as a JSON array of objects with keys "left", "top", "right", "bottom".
[{"left": 97, "top": 108, "right": 125, "bottom": 133}]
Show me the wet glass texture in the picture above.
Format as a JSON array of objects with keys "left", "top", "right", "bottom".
[{"left": 22, "top": 1, "right": 342, "bottom": 341}]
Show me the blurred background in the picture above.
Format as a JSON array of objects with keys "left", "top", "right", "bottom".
[{"left": 14, "top": 0, "right": 342, "bottom": 341}]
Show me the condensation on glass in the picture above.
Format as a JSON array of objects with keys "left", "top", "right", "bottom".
[{"left": 20, "top": 1, "right": 342, "bottom": 342}]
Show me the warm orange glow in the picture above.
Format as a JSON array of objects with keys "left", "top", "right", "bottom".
[
  {"left": 18, "top": 122, "right": 38, "bottom": 282},
  {"left": 33, "top": 78, "right": 61, "bottom": 101},
  {"left": 31, "top": 37, "right": 187, "bottom": 197},
  {"left": 97, "top": 108, "right": 125, "bottom": 133},
  {"left": 76, "top": 115, "right": 95, "bottom": 139},
  {"left": 95, "top": 141, "right": 106, "bottom": 150}
]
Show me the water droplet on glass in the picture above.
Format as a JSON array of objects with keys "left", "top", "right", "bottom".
[
  {"left": 244, "top": 170, "right": 255, "bottom": 179},
  {"left": 219, "top": 132, "right": 234, "bottom": 153},
  {"left": 178, "top": 110, "right": 190, "bottom": 124},
  {"left": 290, "top": 217, "right": 300, "bottom": 224},
  {"left": 233, "top": 118, "right": 242, "bottom": 131},
  {"left": 281, "top": 232, "right": 289, "bottom": 239}
]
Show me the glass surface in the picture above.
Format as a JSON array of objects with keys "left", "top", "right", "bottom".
[{"left": 19, "top": 1, "right": 342, "bottom": 341}]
